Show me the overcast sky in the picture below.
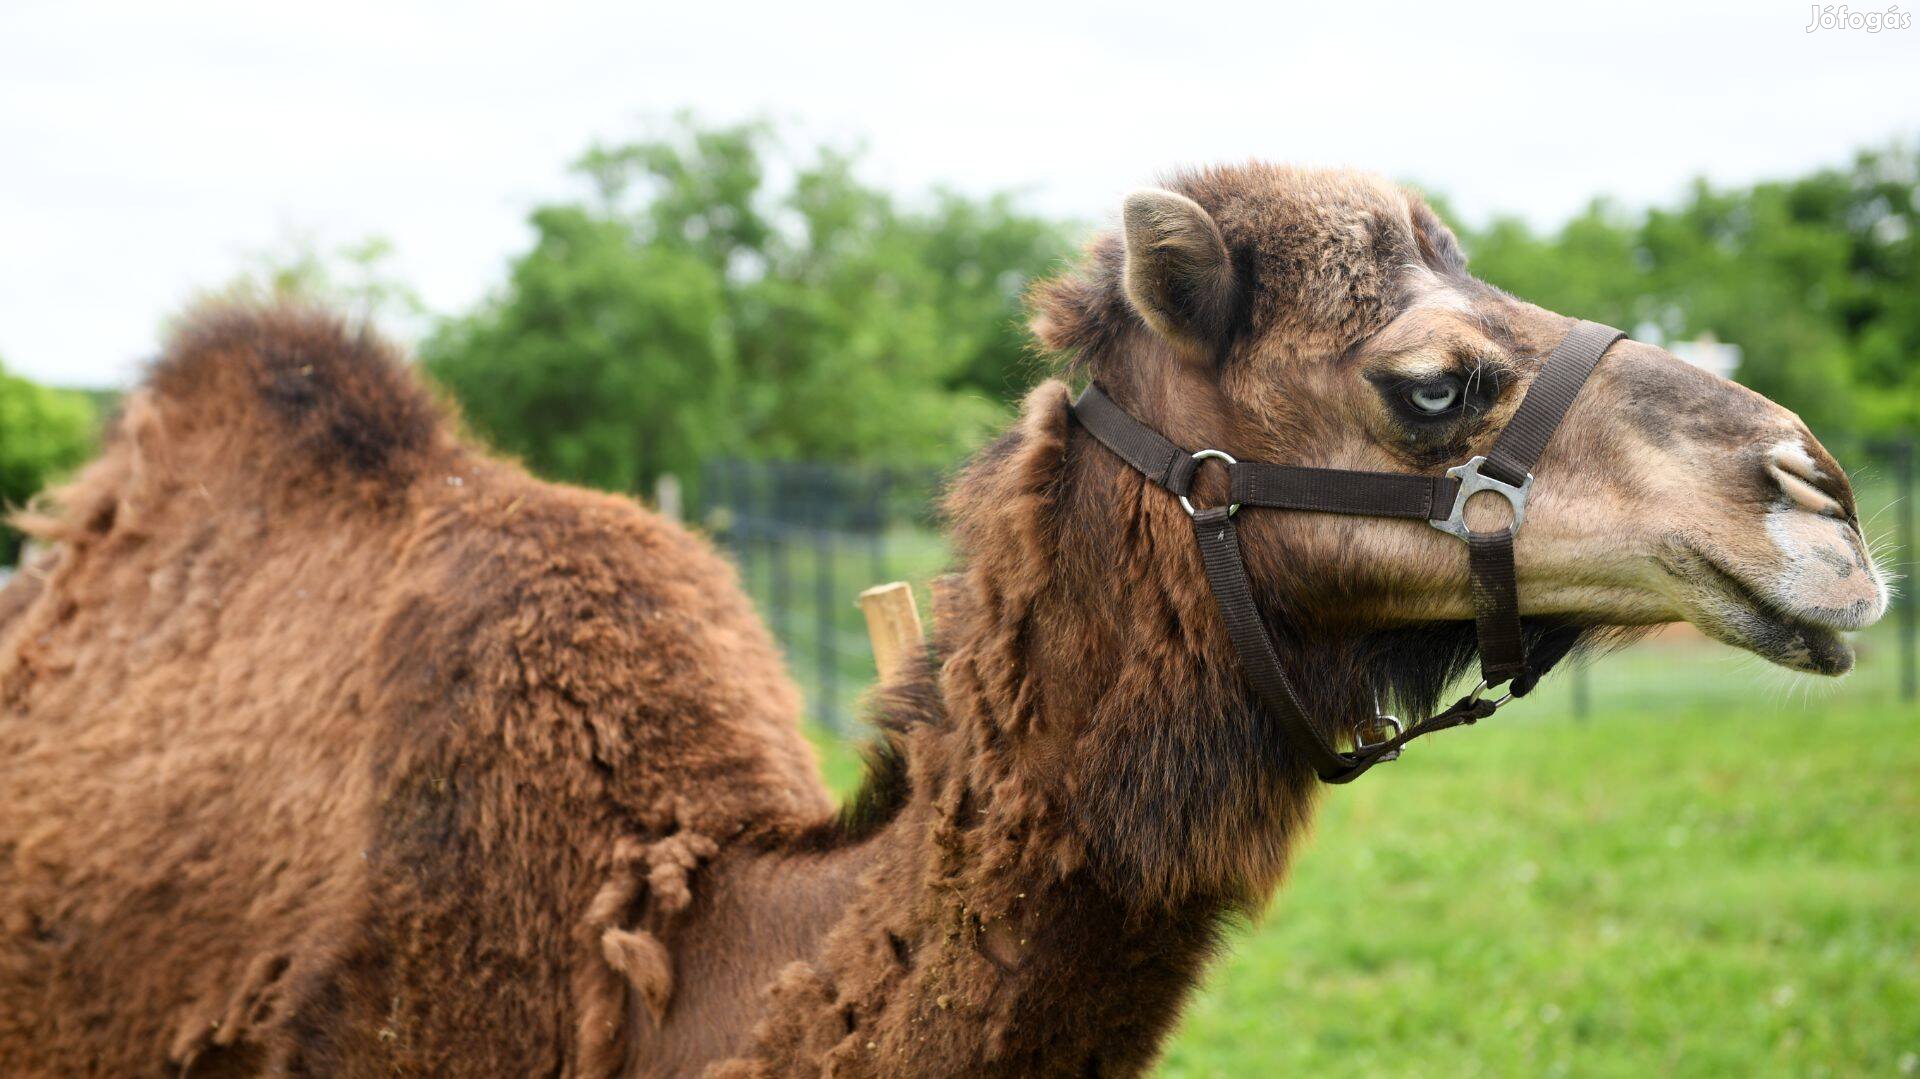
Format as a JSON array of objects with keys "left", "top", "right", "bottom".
[{"left": 3, "top": 0, "right": 1916, "bottom": 387}]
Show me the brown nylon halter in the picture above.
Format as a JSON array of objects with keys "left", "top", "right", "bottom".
[{"left": 1070, "top": 320, "right": 1627, "bottom": 783}]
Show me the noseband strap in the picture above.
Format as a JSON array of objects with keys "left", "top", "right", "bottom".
[{"left": 1071, "top": 320, "right": 1625, "bottom": 783}]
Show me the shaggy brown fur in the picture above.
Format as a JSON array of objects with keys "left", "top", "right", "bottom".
[
  {"left": 0, "top": 306, "right": 827, "bottom": 1074},
  {"left": 1, "top": 164, "right": 1879, "bottom": 1077}
]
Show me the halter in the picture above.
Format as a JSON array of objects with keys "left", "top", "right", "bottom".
[{"left": 1069, "top": 320, "right": 1626, "bottom": 783}]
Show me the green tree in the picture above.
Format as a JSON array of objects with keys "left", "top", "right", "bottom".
[
  {"left": 1465, "top": 199, "right": 1651, "bottom": 331},
  {"left": 0, "top": 359, "right": 98, "bottom": 564},
  {"left": 423, "top": 118, "right": 1074, "bottom": 493},
  {"left": 424, "top": 205, "right": 738, "bottom": 493},
  {"left": 1457, "top": 142, "right": 1920, "bottom": 444}
]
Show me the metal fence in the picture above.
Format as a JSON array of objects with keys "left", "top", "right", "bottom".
[
  {"left": 701, "top": 459, "right": 949, "bottom": 731},
  {"left": 702, "top": 436, "right": 1917, "bottom": 733}
]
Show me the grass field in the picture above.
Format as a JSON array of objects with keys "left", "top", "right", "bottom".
[{"left": 804, "top": 625, "right": 1920, "bottom": 1076}]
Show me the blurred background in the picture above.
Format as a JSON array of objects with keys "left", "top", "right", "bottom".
[{"left": 2, "top": 1, "right": 1916, "bottom": 1074}]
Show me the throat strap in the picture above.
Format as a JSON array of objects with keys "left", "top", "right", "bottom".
[{"left": 1191, "top": 505, "right": 1500, "bottom": 782}]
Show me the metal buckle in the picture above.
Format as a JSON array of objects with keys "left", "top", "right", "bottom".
[
  {"left": 1177, "top": 449, "right": 1243, "bottom": 518},
  {"left": 1465, "top": 678, "right": 1514, "bottom": 711},
  {"left": 1353, "top": 713, "right": 1403, "bottom": 757},
  {"left": 1431, "top": 455, "right": 1533, "bottom": 542}
]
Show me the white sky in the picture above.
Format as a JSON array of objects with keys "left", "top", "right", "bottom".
[{"left": 2, "top": 0, "right": 1916, "bottom": 388}]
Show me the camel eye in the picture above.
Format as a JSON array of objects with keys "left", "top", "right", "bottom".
[{"left": 1406, "top": 379, "right": 1462, "bottom": 415}]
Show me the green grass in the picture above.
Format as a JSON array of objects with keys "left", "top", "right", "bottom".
[
  {"left": 1160, "top": 631, "right": 1920, "bottom": 1077},
  {"left": 806, "top": 627, "right": 1920, "bottom": 1076}
]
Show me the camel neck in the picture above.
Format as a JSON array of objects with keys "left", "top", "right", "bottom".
[
  {"left": 682, "top": 384, "right": 1331, "bottom": 1073},
  {"left": 693, "top": 715, "right": 1241, "bottom": 1077},
  {"left": 701, "top": 499, "right": 1322, "bottom": 1069}
]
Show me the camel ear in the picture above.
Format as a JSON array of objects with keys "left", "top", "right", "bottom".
[
  {"left": 1121, "top": 189, "right": 1238, "bottom": 349},
  {"left": 1409, "top": 196, "right": 1468, "bottom": 275}
]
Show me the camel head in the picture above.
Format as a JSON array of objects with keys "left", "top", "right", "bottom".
[{"left": 1031, "top": 165, "right": 1888, "bottom": 681}]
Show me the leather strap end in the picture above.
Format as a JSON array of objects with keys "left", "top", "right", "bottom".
[{"left": 1164, "top": 451, "right": 1200, "bottom": 496}]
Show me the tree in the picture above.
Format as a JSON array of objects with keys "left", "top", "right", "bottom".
[
  {"left": 0, "top": 359, "right": 98, "bottom": 564},
  {"left": 423, "top": 118, "right": 1074, "bottom": 494},
  {"left": 424, "top": 206, "right": 738, "bottom": 493},
  {"left": 1455, "top": 142, "right": 1920, "bottom": 445}
]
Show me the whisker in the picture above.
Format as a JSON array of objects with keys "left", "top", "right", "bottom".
[{"left": 1861, "top": 494, "right": 1905, "bottom": 531}]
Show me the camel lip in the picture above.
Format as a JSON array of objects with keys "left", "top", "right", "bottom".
[{"left": 1662, "top": 543, "right": 1856, "bottom": 676}]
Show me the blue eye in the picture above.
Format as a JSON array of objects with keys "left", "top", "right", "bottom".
[{"left": 1408, "top": 382, "right": 1461, "bottom": 414}]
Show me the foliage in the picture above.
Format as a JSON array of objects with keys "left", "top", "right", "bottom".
[
  {"left": 1458, "top": 143, "right": 1920, "bottom": 443},
  {"left": 0, "top": 359, "right": 97, "bottom": 564},
  {"left": 423, "top": 119, "right": 1075, "bottom": 494},
  {"left": 421, "top": 207, "right": 737, "bottom": 495}
]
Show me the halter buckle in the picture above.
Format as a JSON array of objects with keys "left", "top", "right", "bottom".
[
  {"left": 1432, "top": 455, "right": 1533, "bottom": 542},
  {"left": 1465, "top": 678, "right": 1515, "bottom": 711},
  {"left": 1353, "top": 713, "right": 1403, "bottom": 756},
  {"left": 1177, "top": 449, "right": 1243, "bottom": 518}
]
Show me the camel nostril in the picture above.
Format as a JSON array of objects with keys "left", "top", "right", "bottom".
[{"left": 1766, "top": 442, "right": 1848, "bottom": 520}]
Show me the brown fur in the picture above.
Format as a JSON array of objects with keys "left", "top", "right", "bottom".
[
  {"left": 1, "top": 164, "right": 1880, "bottom": 1076},
  {"left": 0, "top": 305, "right": 827, "bottom": 1075}
]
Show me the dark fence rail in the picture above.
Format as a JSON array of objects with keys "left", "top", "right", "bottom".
[{"left": 700, "top": 458, "right": 949, "bottom": 731}]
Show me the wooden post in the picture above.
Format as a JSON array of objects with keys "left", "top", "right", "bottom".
[{"left": 859, "top": 582, "right": 923, "bottom": 683}]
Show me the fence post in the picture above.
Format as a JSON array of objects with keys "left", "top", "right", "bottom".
[
  {"left": 860, "top": 582, "right": 923, "bottom": 683},
  {"left": 738, "top": 461, "right": 761, "bottom": 598},
  {"left": 814, "top": 478, "right": 839, "bottom": 732},
  {"left": 654, "top": 472, "right": 682, "bottom": 521},
  {"left": 706, "top": 460, "right": 729, "bottom": 554},
  {"left": 1897, "top": 439, "right": 1916, "bottom": 702},
  {"left": 868, "top": 470, "right": 890, "bottom": 588},
  {"left": 770, "top": 464, "right": 792, "bottom": 648}
]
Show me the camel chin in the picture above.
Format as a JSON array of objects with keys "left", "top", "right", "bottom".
[
  {"left": 1661, "top": 530, "right": 1887, "bottom": 677},
  {"left": 1682, "top": 571, "right": 1857, "bottom": 676}
]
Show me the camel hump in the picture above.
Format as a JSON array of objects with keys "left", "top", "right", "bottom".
[{"left": 139, "top": 301, "right": 448, "bottom": 492}]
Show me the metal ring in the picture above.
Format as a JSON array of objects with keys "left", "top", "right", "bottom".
[
  {"left": 1354, "top": 713, "right": 1404, "bottom": 751},
  {"left": 1177, "top": 449, "right": 1242, "bottom": 518},
  {"left": 1465, "top": 678, "right": 1514, "bottom": 710}
]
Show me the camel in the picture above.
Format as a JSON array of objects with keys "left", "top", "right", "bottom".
[{"left": 0, "top": 164, "right": 1887, "bottom": 1076}]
